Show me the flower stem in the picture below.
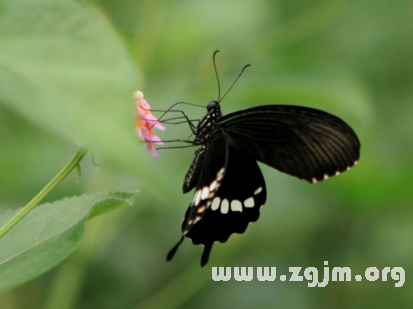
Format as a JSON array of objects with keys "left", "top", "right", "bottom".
[{"left": 0, "top": 146, "right": 88, "bottom": 239}]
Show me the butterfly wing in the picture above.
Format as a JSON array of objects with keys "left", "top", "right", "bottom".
[
  {"left": 218, "top": 105, "right": 360, "bottom": 183},
  {"left": 186, "top": 145, "right": 266, "bottom": 266},
  {"left": 167, "top": 137, "right": 228, "bottom": 264},
  {"left": 167, "top": 137, "right": 267, "bottom": 266},
  {"left": 181, "top": 137, "right": 229, "bottom": 236}
]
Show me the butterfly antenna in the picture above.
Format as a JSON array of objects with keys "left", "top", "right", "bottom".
[
  {"left": 213, "top": 50, "right": 221, "bottom": 102},
  {"left": 219, "top": 63, "right": 250, "bottom": 103}
]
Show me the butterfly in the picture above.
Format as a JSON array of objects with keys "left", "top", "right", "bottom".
[{"left": 166, "top": 51, "right": 360, "bottom": 266}]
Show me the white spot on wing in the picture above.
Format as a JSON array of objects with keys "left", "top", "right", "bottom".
[
  {"left": 209, "top": 180, "right": 217, "bottom": 191},
  {"left": 311, "top": 178, "right": 318, "bottom": 183},
  {"left": 211, "top": 197, "right": 220, "bottom": 211},
  {"left": 231, "top": 200, "right": 242, "bottom": 212},
  {"left": 197, "top": 205, "right": 206, "bottom": 213},
  {"left": 216, "top": 167, "right": 225, "bottom": 181},
  {"left": 254, "top": 187, "right": 263, "bottom": 195},
  {"left": 194, "top": 216, "right": 201, "bottom": 224},
  {"left": 221, "top": 199, "right": 229, "bottom": 214},
  {"left": 201, "top": 186, "right": 209, "bottom": 200},
  {"left": 323, "top": 174, "right": 329, "bottom": 180},
  {"left": 335, "top": 171, "right": 341, "bottom": 176},
  {"left": 244, "top": 197, "right": 254, "bottom": 208},
  {"left": 194, "top": 190, "right": 201, "bottom": 206}
]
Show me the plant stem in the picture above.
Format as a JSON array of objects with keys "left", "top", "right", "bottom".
[{"left": 0, "top": 146, "right": 88, "bottom": 239}]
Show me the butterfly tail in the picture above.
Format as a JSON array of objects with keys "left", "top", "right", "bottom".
[
  {"left": 166, "top": 236, "right": 184, "bottom": 262},
  {"left": 201, "top": 240, "right": 214, "bottom": 267}
]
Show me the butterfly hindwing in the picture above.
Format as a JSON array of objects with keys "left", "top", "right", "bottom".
[
  {"left": 167, "top": 137, "right": 228, "bottom": 264},
  {"left": 186, "top": 145, "right": 266, "bottom": 240},
  {"left": 168, "top": 136, "right": 267, "bottom": 266},
  {"left": 219, "top": 105, "right": 360, "bottom": 183},
  {"left": 186, "top": 143, "right": 266, "bottom": 266}
]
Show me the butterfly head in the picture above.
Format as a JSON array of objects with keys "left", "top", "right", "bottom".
[
  {"left": 206, "top": 100, "right": 222, "bottom": 117},
  {"left": 207, "top": 101, "right": 218, "bottom": 111}
]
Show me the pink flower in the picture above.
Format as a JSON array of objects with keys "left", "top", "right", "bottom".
[{"left": 135, "top": 91, "right": 165, "bottom": 158}]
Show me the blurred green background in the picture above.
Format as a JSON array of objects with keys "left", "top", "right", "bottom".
[{"left": 1, "top": 0, "right": 412, "bottom": 308}]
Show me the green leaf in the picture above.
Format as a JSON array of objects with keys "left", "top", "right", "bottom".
[
  {"left": 0, "top": 0, "right": 145, "bottom": 171},
  {"left": 0, "top": 191, "right": 137, "bottom": 293}
]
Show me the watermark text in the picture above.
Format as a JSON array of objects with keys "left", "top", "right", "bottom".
[{"left": 212, "top": 261, "right": 405, "bottom": 287}]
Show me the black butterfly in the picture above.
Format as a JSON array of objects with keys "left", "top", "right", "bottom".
[{"left": 166, "top": 52, "right": 360, "bottom": 267}]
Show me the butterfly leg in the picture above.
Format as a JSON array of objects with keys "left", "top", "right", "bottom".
[
  {"left": 158, "top": 116, "right": 200, "bottom": 126},
  {"left": 151, "top": 109, "right": 198, "bottom": 135}
]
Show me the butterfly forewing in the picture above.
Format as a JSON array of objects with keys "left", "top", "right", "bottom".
[
  {"left": 219, "top": 105, "right": 360, "bottom": 183},
  {"left": 183, "top": 148, "right": 206, "bottom": 194}
]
